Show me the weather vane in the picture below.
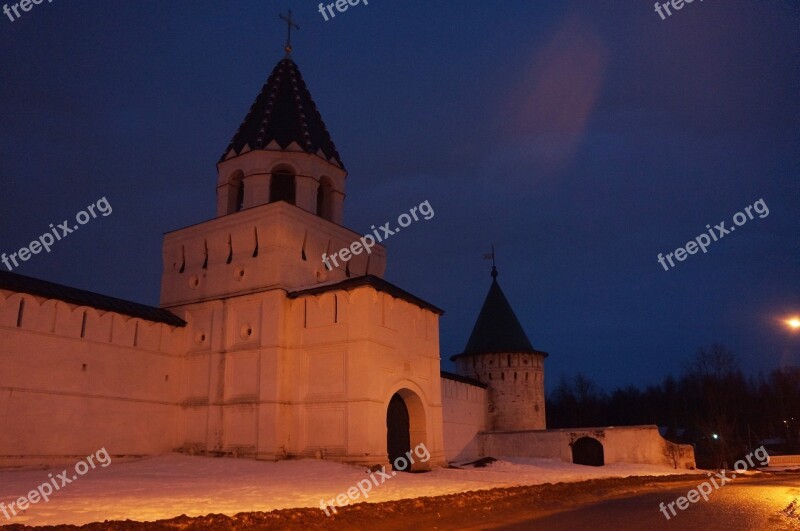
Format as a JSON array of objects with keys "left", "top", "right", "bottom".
[{"left": 279, "top": 9, "right": 299, "bottom": 56}]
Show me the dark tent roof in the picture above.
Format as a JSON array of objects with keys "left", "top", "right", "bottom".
[
  {"left": 221, "top": 58, "right": 344, "bottom": 168},
  {"left": 451, "top": 268, "right": 547, "bottom": 360},
  {"left": 0, "top": 270, "right": 185, "bottom": 327}
]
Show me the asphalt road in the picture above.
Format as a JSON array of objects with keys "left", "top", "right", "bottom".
[{"left": 498, "top": 475, "right": 800, "bottom": 531}]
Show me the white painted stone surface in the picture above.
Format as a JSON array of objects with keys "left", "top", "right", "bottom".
[
  {"left": 160, "top": 201, "right": 387, "bottom": 308},
  {"left": 167, "top": 283, "right": 446, "bottom": 467},
  {"left": 0, "top": 290, "right": 185, "bottom": 467},
  {"left": 441, "top": 377, "right": 487, "bottom": 461},
  {"left": 479, "top": 425, "right": 696, "bottom": 469}
]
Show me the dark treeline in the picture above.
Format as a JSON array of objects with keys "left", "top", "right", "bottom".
[{"left": 547, "top": 344, "right": 800, "bottom": 469}]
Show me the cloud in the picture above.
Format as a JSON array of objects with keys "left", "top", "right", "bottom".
[{"left": 498, "top": 15, "right": 609, "bottom": 172}]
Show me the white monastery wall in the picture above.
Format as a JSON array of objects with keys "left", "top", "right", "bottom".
[
  {"left": 479, "top": 425, "right": 696, "bottom": 469},
  {"left": 441, "top": 377, "right": 487, "bottom": 461},
  {"left": 0, "top": 290, "right": 185, "bottom": 468}
]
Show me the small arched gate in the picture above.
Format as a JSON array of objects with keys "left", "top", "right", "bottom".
[{"left": 572, "top": 436, "right": 604, "bottom": 466}]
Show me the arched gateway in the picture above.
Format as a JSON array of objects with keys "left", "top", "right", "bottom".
[
  {"left": 572, "top": 436, "right": 604, "bottom": 466},
  {"left": 386, "top": 394, "right": 411, "bottom": 469},
  {"left": 385, "top": 389, "right": 429, "bottom": 472}
]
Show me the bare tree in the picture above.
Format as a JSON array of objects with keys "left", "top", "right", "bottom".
[
  {"left": 685, "top": 344, "right": 743, "bottom": 469},
  {"left": 663, "top": 442, "right": 681, "bottom": 469}
]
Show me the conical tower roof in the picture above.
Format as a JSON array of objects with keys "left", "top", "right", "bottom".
[
  {"left": 453, "top": 267, "right": 548, "bottom": 359},
  {"left": 220, "top": 58, "right": 344, "bottom": 168}
]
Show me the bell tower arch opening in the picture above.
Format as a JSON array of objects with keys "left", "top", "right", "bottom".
[
  {"left": 269, "top": 166, "right": 296, "bottom": 205},
  {"left": 224, "top": 170, "right": 245, "bottom": 214},
  {"left": 316, "top": 176, "right": 334, "bottom": 220}
]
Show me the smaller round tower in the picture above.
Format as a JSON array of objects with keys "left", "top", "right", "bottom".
[{"left": 451, "top": 266, "right": 548, "bottom": 431}]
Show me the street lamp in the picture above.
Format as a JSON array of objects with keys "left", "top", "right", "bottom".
[{"left": 785, "top": 317, "right": 800, "bottom": 330}]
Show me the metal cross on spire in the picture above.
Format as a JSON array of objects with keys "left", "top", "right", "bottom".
[
  {"left": 482, "top": 245, "right": 498, "bottom": 278},
  {"left": 279, "top": 9, "right": 299, "bottom": 56}
]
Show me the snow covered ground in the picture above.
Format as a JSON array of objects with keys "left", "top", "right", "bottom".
[{"left": 0, "top": 454, "right": 700, "bottom": 526}]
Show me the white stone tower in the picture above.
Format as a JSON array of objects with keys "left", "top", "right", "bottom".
[
  {"left": 161, "top": 57, "right": 387, "bottom": 308},
  {"left": 451, "top": 266, "right": 548, "bottom": 431},
  {"left": 154, "top": 49, "right": 445, "bottom": 467}
]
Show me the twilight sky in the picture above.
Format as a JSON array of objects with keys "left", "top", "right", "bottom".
[{"left": 0, "top": 0, "right": 797, "bottom": 391}]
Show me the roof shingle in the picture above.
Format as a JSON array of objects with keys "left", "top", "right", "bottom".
[
  {"left": 287, "top": 275, "right": 443, "bottom": 315},
  {"left": 221, "top": 58, "right": 344, "bottom": 168},
  {"left": 0, "top": 270, "right": 186, "bottom": 327},
  {"left": 451, "top": 268, "right": 547, "bottom": 360}
]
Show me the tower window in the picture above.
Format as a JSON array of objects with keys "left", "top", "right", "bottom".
[
  {"left": 316, "top": 177, "right": 334, "bottom": 220},
  {"left": 228, "top": 171, "right": 245, "bottom": 214},
  {"left": 235, "top": 180, "right": 244, "bottom": 212},
  {"left": 270, "top": 171, "right": 296, "bottom": 205}
]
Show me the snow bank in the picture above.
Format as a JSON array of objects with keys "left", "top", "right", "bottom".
[{"left": 0, "top": 454, "right": 699, "bottom": 526}]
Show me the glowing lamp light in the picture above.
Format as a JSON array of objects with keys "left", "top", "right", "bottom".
[
  {"left": 711, "top": 433, "right": 719, "bottom": 440},
  {"left": 786, "top": 317, "right": 800, "bottom": 330}
]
